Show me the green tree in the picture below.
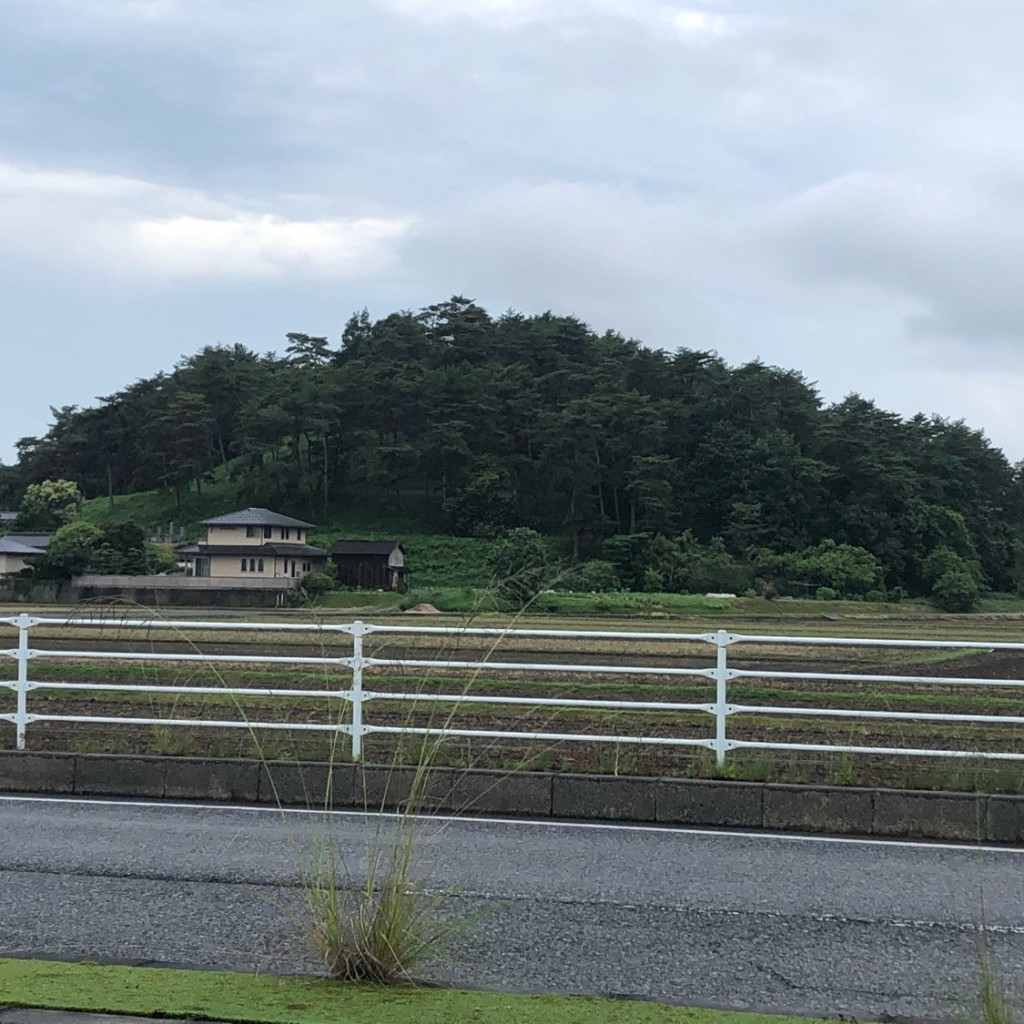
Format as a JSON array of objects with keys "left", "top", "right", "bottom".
[
  {"left": 15, "top": 479, "right": 84, "bottom": 530},
  {"left": 486, "top": 527, "right": 553, "bottom": 607},
  {"left": 33, "top": 521, "right": 102, "bottom": 580},
  {"left": 930, "top": 571, "right": 981, "bottom": 612}
]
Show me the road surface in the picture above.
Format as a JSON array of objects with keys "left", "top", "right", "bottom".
[{"left": 1, "top": 795, "right": 1022, "bottom": 1020}]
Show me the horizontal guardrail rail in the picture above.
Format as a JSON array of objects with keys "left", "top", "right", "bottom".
[{"left": 1, "top": 613, "right": 1024, "bottom": 764}]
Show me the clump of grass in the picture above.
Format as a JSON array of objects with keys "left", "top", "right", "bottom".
[
  {"left": 976, "top": 926, "right": 1017, "bottom": 1024},
  {"left": 297, "top": 823, "right": 461, "bottom": 983}
]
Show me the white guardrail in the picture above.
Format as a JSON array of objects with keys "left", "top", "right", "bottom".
[{"left": 2, "top": 614, "right": 1024, "bottom": 764}]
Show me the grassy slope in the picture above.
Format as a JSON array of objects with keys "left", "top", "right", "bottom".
[
  {"left": 80, "top": 481, "right": 495, "bottom": 589},
  {"left": 0, "top": 959, "right": 833, "bottom": 1024},
  {"left": 77, "top": 481, "right": 1024, "bottom": 612}
]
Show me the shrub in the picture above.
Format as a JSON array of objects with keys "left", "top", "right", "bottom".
[
  {"left": 815, "top": 586, "right": 838, "bottom": 601},
  {"left": 931, "top": 570, "right": 981, "bottom": 612},
  {"left": 300, "top": 571, "right": 336, "bottom": 599},
  {"left": 864, "top": 589, "right": 887, "bottom": 603},
  {"left": 570, "top": 559, "right": 620, "bottom": 593}
]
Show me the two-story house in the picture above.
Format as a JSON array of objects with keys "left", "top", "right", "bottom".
[{"left": 175, "top": 508, "right": 327, "bottom": 580}]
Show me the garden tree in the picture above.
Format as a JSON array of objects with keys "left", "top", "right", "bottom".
[
  {"left": 90, "top": 522, "right": 149, "bottom": 575},
  {"left": 15, "top": 479, "right": 84, "bottom": 530},
  {"left": 32, "top": 521, "right": 103, "bottom": 580}
]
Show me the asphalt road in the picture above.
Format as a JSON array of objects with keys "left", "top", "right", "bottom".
[{"left": 1, "top": 796, "right": 1022, "bottom": 1021}]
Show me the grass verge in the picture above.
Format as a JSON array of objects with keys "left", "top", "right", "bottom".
[{"left": 0, "top": 958, "right": 834, "bottom": 1024}]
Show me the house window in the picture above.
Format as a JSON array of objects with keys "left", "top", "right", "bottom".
[
  {"left": 249, "top": 558, "right": 257, "bottom": 572},
  {"left": 302, "top": 561, "right": 311, "bottom": 572},
  {"left": 297, "top": 530, "right": 303, "bottom": 541},
  {"left": 246, "top": 526, "right": 259, "bottom": 538},
  {"left": 240, "top": 559, "right": 247, "bottom": 572},
  {"left": 264, "top": 526, "right": 272, "bottom": 538},
  {"left": 257, "top": 559, "right": 264, "bottom": 572}
]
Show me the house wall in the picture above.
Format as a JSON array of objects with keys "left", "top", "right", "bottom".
[
  {"left": 208, "top": 553, "right": 320, "bottom": 580},
  {"left": 0, "top": 553, "right": 32, "bottom": 574},
  {"left": 206, "top": 525, "right": 265, "bottom": 546}
]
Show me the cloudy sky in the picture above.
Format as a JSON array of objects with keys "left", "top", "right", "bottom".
[{"left": 3, "top": 0, "right": 1024, "bottom": 463}]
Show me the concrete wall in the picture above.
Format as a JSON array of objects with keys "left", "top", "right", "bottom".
[
  {"left": 71, "top": 581, "right": 294, "bottom": 607},
  {"left": 0, "top": 751, "right": 1016, "bottom": 843}
]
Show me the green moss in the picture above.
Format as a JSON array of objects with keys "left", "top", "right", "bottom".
[{"left": 0, "top": 958, "right": 837, "bottom": 1024}]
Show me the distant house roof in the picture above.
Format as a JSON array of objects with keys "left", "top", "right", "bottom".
[
  {"left": 4, "top": 532, "right": 50, "bottom": 551},
  {"left": 176, "top": 543, "right": 327, "bottom": 558},
  {"left": 0, "top": 511, "right": 17, "bottom": 524},
  {"left": 329, "top": 540, "right": 404, "bottom": 557},
  {"left": 201, "top": 507, "right": 316, "bottom": 529},
  {"left": 0, "top": 538, "right": 44, "bottom": 555}
]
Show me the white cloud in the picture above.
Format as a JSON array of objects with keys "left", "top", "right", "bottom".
[
  {"left": 670, "top": 8, "right": 735, "bottom": 42},
  {"left": 132, "top": 213, "right": 410, "bottom": 279},
  {"left": 0, "top": 160, "right": 412, "bottom": 282},
  {"left": 379, "top": 0, "right": 548, "bottom": 26}
]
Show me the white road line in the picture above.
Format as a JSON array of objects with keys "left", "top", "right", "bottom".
[{"left": 0, "top": 792, "right": 1019, "bottom": 854}]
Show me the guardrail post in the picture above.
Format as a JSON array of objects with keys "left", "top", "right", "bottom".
[
  {"left": 14, "top": 613, "right": 31, "bottom": 750},
  {"left": 713, "top": 629, "right": 730, "bottom": 767},
  {"left": 350, "top": 620, "right": 366, "bottom": 761}
]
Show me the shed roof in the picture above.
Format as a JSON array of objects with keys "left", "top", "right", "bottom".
[
  {"left": 201, "top": 507, "right": 316, "bottom": 529},
  {"left": 329, "top": 540, "right": 404, "bottom": 557}
]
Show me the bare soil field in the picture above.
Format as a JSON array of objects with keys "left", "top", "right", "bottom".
[{"left": 3, "top": 607, "right": 1024, "bottom": 791}]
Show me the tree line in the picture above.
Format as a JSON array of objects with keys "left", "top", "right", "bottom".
[{"left": 6, "top": 296, "right": 1024, "bottom": 603}]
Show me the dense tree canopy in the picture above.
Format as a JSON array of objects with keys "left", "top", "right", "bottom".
[{"left": 10, "top": 296, "right": 1024, "bottom": 597}]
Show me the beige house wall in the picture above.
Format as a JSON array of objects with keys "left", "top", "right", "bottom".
[
  {"left": 205, "top": 526, "right": 267, "bottom": 546},
  {"left": 208, "top": 553, "right": 318, "bottom": 580},
  {"left": 205, "top": 524, "right": 308, "bottom": 545},
  {"left": 0, "top": 552, "right": 31, "bottom": 574}
]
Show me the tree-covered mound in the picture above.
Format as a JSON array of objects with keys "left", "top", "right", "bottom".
[{"left": 4, "top": 296, "right": 1022, "bottom": 603}]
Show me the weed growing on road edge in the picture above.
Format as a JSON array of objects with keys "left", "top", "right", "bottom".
[
  {"left": 295, "top": 814, "right": 464, "bottom": 982},
  {"left": 973, "top": 911, "right": 1018, "bottom": 1024}
]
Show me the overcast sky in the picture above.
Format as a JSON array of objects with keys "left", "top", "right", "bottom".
[{"left": 3, "top": 0, "right": 1024, "bottom": 464}]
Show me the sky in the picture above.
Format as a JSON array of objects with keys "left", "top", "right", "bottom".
[{"left": 3, "top": 0, "right": 1024, "bottom": 464}]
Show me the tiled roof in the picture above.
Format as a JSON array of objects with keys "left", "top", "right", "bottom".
[
  {"left": 201, "top": 507, "right": 316, "bottom": 529},
  {"left": 176, "top": 543, "right": 327, "bottom": 558},
  {"left": 329, "top": 540, "right": 404, "bottom": 556},
  {"left": 3, "top": 533, "right": 50, "bottom": 550},
  {"left": 0, "top": 538, "right": 45, "bottom": 555}
]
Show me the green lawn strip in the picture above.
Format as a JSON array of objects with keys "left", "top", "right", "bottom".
[{"left": 0, "top": 959, "right": 832, "bottom": 1024}]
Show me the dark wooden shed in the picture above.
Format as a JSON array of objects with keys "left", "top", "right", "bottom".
[{"left": 329, "top": 540, "right": 408, "bottom": 590}]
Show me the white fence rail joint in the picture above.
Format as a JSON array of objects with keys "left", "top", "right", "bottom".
[{"left": 3, "top": 614, "right": 1024, "bottom": 765}]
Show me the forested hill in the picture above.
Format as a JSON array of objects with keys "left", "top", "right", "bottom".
[{"left": 6, "top": 296, "right": 1024, "bottom": 596}]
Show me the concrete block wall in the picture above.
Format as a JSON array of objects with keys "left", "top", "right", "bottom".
[{"left": 0, "top": 751, "right": 1017, "bottom": 843}]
